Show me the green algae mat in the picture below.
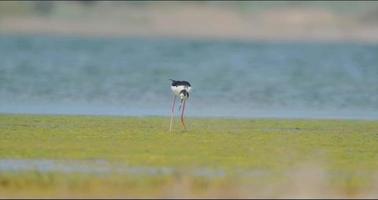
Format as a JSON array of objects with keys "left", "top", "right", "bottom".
[{"left": 0, "top": 114, "right": 377, "bottom": 198}]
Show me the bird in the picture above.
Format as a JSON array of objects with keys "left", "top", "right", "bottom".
[{"left": 169, "top": 79, "right": 191, "bottom": 132}]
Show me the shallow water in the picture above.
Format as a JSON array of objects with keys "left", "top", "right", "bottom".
[
  {"left": 0, "top": 35, "right": 377, "bottom": 119},
  {"left": 0, "top": 159, "right": 279, "bottom": 179},
  {"left": 0, "top": 159, "right": 232, "bottom": 178}
]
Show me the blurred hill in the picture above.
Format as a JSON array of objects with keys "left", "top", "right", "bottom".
[{"left": 1, "top": 1, "right": 378, "bottom": 42}]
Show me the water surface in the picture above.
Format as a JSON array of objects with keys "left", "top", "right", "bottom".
[{"left": 0, "top": 35, "right": 377, "bottom": 119}]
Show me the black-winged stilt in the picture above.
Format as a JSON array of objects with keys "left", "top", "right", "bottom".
[{"left": 169, "top": 79, "right": 191, "bottom": 131}]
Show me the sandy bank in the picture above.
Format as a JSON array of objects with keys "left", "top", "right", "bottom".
[{"left": 1, "top": 4, "right": 378, "bottom": 43}]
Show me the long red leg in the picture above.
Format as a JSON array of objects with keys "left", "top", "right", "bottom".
[
  {"left": 169, "top": 95, "right": 176, "bottom": 132},
  {"left": 179, "top": 99, "right": 182, "bottom": 111},
  {"left": 180, "top": 100, "right": 186, "bottom": 129},
  {"left": 172, "top": 95, "right": 176, "bottom": 113}
]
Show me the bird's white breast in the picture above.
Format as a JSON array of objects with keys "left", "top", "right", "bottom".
[{"left": 171, "top": 85, "right": 191, "bottom": 96}]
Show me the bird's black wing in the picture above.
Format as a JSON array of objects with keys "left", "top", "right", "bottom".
[
  {"left": 181, "top": 81, "right": 191, "bottom": 87},
  {"left": 170, "top": 79, "right": 178, "bottom": 86},
  {"left": 170, "top": 79, "right": 191, "bottom": 87}
]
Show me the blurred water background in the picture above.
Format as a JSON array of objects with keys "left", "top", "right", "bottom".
[{"left": 0, "top": 1, "right": 377, "bottom": 119}]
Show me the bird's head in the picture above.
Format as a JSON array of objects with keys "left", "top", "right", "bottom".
[{"left": 179, "top": 90, "right": 189, "bottom": 100}]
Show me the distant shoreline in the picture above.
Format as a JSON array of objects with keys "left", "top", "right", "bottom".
[{"left": 1, "top": 5, "right": 378, "bottom": 43}]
